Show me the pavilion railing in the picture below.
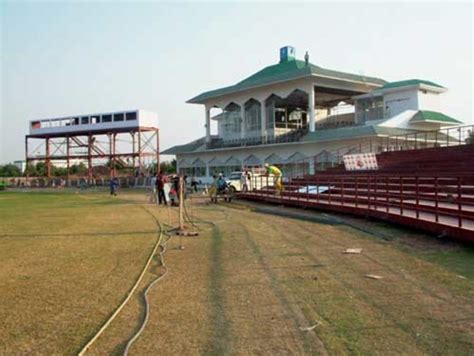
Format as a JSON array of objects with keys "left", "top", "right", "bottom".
[{"left": 206, "top": 126, "right": 309, "bottom": 149}]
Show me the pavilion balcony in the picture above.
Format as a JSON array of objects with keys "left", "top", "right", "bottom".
[{"left": 206, "top": 126, "right": 309, "bottom": 149}]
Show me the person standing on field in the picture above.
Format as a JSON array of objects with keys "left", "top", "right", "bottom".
[
  {"left": 265, "top": 163, "right": 283, "bottom": 195},
  {"left": 109, "top": 178, "right": 118, "bottom": 196},
  {"left": 155, "top": 173, "right": 167, "bottom": 205}
]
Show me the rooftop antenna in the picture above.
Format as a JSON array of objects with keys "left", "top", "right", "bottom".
[{"left": 304, "top": 51, "right": 309, "bottom": 66}]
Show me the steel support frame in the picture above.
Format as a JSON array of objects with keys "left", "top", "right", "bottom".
[{"left": 25, "top": 127, "right": 159, "bottom": 185}]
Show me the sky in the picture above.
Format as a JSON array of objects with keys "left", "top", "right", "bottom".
[{"left": 1, "top": 1, "right": 472, "bottom": 164}]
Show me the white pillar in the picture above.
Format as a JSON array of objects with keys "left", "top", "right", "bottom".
[
  {"left": 308, "top": 85, "right": 315, "bottom": 132},
  {"left": 309, "top": 159, "right": 315, "bottom": 175},
  {"left": 260, "top": 100, "right": 266, "bottom": 139},
  {"left": 205, "top": 107, "right": 211, "bottom": 143},
  {"left": 205, "top": 163, "right": 210, "bottom": 178},
  {"left": 240, "top": 104, "right": 246, "bottom": 141}
]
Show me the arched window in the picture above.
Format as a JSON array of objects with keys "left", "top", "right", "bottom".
[
  {"left": 244, "top": 99, "right": 261, "bottom": 132},
  {"left": 222, "top": 103, "right": 241, "bottom": 136}
]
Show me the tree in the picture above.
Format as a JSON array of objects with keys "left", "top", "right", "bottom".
[
  {"left": 70, "top": 162, "right": 87, "bottom": 175},
  {"left": 0, "top": 164, "right": 21, "bottom": 177}
]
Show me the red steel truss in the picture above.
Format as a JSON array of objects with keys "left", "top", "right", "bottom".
[{"left": 25, "top": 126, "right": 159, "bottom": 183}]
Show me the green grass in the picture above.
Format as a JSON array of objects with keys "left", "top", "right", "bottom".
[{"left": 0, "top": 190, "right": 158, "bottom": 355}]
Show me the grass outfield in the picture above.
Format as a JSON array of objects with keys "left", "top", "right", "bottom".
[
  {"left": 0, "top": 189, "right": 159, "bottom": 354},
  {"left": 1, "top": 189, "right": 473, "bottom": 354}
]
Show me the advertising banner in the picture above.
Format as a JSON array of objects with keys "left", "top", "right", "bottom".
[{"left": 343, "top": 153, "right": 378, "bottom": 171}]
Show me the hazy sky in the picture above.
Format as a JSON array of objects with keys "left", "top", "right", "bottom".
[{"left": 1, "top": 1, "right": 472, "bottom": 163}]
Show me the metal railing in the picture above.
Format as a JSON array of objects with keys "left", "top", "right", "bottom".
[
  {"left": 245, "top": 173, "right": 474, "bottom": 231},
  {"left": 206, "top": 126, "right": 309, "bottom": 149}
]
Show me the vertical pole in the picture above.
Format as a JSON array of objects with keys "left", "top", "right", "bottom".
[
  {"left": 66, "top": 136, "right": 70, "bottom": 186},
  {"left": 132, "top": 132, "right": 136, "bottom": 173},
  {"left": 355, "top": 175, "right": 358, "bottom": 208},
  {"left": 374, "top": 175, "right": 377, "bottom": 211},
  {"left": 306, "top": 182, "right": 309, "bottom": 203},
  {"left": 317, "top": 176, "right": 320, "bottom": 205},
  {"left": 179, "top": 176, "right": 184, "bottom": 231},
  {"left": 109, "top": 133, "right": 113, "bottom": 179},
  {"left": 416, "top": 175, "right": 419, "bottom": 219},
  {"left": 368, "top": 175, "right": 371, "bottom": 210},
  {"left": 205, "top": 106, "right": 211, "bottom": 143},
  {"left": 308, "top": 84, "right": 315, "bottom": 132},
  {"left": 400, "top": 176, "right": 403, "bottom": 215},
  {"left": 435, "top": 176, "right": 439, "bottom": 223},
  {"left": 386, "top": 176, "right": 389, "bottom": 213},
  {"left": 113, "top": 133, "right": 117, "bottom": 178},
  {"left": 240, "top": 104, "right": 246, "bottom": 143},
  {"left": 88, "top": 134, "right": 92, "bottom": 183},
  {"left": 45, "top": 137, "right": 51, "bottom": 179},
  {"left": 458, "top": 176, "right": 462, "bottom": 228},
  {"left": 341, "top": 176, "right": 344, "bottom": 206},
  {"left": 156, "top": 128, "right": 160, "bottom": 174},
  {"left": 25, "top": 136, "right": 29, "bottom": 182},
  {"left": 260, "top": 99, "right": 266, "bottom": 142},
  {"left": 328, "top": 176, "right": 331, "bottom": 205},
  {"left": 137, "top": 128, "right": 142, "bottom": 175}
]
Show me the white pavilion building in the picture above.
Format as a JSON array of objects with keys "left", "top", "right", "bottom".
[{"left": 162, "top": 46, "right": 462, "bottom": 180}]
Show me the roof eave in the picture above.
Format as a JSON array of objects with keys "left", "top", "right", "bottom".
[
  {"left": 187, "top": 72, "right": 385, "bottom": 105},
  {"left": 411, "top": 119, "right": 462, "bottom": 125}
]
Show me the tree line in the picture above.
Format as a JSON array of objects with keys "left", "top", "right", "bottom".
[{"left": 0, "top": 159, "right": 176, "bottom": 177}]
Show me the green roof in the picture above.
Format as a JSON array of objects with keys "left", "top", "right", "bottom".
[
  {"left": 188, "top": 59, "right": 386, "bottom": 103},
  {"left": 161, "top": 137, "right": 207, "bottom": 155},
  {"left": 411, "top": 110, "right": 462, "bottom": 124},
  {"left": 381, "top": 79, "right": 444, "bottom": 90}
]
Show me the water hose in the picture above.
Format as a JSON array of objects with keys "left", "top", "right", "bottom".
[{"left": 77, "top": 206, "right": 164, "bottom": 355}]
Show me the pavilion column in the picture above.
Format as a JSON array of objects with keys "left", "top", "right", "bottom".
[
  {"left": 260, "top": 100, "right": 266, "bottom": 140},
  {"left": 205, "top": 106, "right": 211, "bottom": 143},
  {"left": 240, "top": 104, "right": 246, "bottom": 141},
  {"left": 308, "top": 85, "right": 316, "bottom": 132},
  {"left": 309, "top": 158, "right": 315, "bottom": 175},
  {"left": 205, "top": 163, "right": 210, "bottom": 178}
]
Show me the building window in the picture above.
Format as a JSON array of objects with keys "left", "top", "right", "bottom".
[
  {"left": 102, "top": 114, "right": 112, "bottom": 123},
  {"left": 114, "top": 113, "right": 124, "bottom": 121},
  {"left": 245, "top": 99, "right": 261, "bottom": 132},
  {"left": 81, "top": 116, "right": 89, "bottom": 125},
  {"left": 126, "top": 112, "right": 137, "bottom": 121}
]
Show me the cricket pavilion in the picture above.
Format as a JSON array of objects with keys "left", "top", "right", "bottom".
[{"left": 162, "top": 46, "right": 462, "bottom": 181}]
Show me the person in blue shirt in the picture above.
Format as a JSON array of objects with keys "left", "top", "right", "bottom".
[
  {"left": 216, "top": 173, "right": 227, "bottom": 193},
  {"left": 109, "top": 178, "right": 118, "bottom": 196}
]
